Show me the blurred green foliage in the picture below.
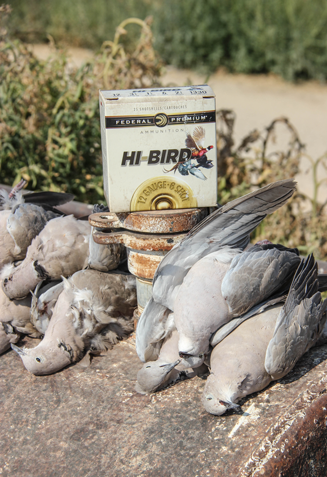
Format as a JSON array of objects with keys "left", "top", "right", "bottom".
[
  {"left": 153, "top": 0, "right": 327, "bottom": 81},
  {"left": 6, "top": 0, "right": 151, "bottom": 49},
  {"left": 6, "top": 0, "right": 327, "bottom": 81},
  {"left": 0, "top": 7, "right": 161, "bottom": 203}
]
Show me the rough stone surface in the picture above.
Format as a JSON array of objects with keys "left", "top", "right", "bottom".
[{"left": 1, "top": 336, "right": 327, "bottom": 477}]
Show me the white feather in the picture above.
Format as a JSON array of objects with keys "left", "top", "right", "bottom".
[
  {"left": 0, "top": 190, "right": 24, "bottom": 210},
  {"left": 0, "top": 262, "right": 15, "bottom": 280}
]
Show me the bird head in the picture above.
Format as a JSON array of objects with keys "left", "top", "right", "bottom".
[
  {"left": 11, "top": 340, "right": 73, "bottom": 375},
  {"left": 202, "top": 375, "right": 240, "bottom": 415},
  {"left": 136, "top": 359, "right": 181, "bottom": 394}
]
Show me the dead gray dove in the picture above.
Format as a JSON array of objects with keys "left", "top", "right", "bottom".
[
  {"left": 88, "top": 227, "right": 125, "bottom": 272},
  {"left": 11, "top": 269, "right": 137, "bottom": 375},
  {"left": 173, "top": 243, "right": 300, "bottom": 367},
  {"left": 31, "top": 280, "right": 64, "bottom": 335},
  {"left": 0, "top": 285, "right": 33, "bottom": 354},
  {"left": 2, "top": 215, "right": 91, "bottom": 300},
  {"left": 202, "top": 254, "right": 327, "bottom": 415},
  {"left": 136, "top": 328, "right": 208, "bottom": 394},
  {"left": 87, "top": 204, "right": 125, "bottom": 272},
  {"left": 136, "top": 179, "right": 297, "bottom": 364},
  {"left": 0, "top": 280, "right": 66, "bottom": 354},
  {"left": 0, "top": 182, "right": 74, "bottom": 269}
]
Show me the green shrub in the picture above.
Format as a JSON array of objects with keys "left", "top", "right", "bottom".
[
  {"left": 0, "top": 8, "right": 162, "bottom": 203},
  {"left": 6, "top": 0, "right": 151, "bottom": 49},
  {"left": 216, "top": 110, "right": 327, "bottom": 259},
  {"left": 153, "top": 0, "right": 327, "bottom": 81},
  {"left": 6, "top": 0, "right": 327, "bottom": 81}
]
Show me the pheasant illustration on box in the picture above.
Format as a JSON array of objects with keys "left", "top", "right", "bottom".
[
  {"left": 163, "top": 126, "right": 214, "bottom": 180},
  {"left": 99, "top": 85, "right": 217, "bottom": 212}
]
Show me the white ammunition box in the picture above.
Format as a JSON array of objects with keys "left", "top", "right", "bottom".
[{"left": 99, "top": 85, "right": 217, "bottom": 212}]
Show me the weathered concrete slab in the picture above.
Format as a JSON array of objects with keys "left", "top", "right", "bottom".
[{"left": 1, "top": 336, "right": 327, "bottom": 477}]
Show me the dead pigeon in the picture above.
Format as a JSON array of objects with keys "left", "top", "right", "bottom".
[
  {"left": 86, "top": 204, "right": 125, "bottom": 272},
  {"left": 88, "top": 226, "right": 125, "bottom": 272},
  {"left": 136, "top": 328, "right": 208, "bottom": 394},
  {"left": 136, "top": 179, "right": 296, "bottom": 363},
  {"left": 2, "top": 215, "right": 91, "bottom": 300},
  {"left": 31, "top": 280, "right": 64, "bottom": 335},
  {"left": 173, "top": 243, "right": 300, "bottom": 366},
  {"left": 0, "top": 285, "right": 34, "bottom": 354},
  {"left": 202, "top": 254, "right": 327, "bottom": 415},
  {"left": 0, "top": 182, "right": 74, "bottom": 269},
  {"left": 0, "top": 279, "right": 67, "bottom": 354},
  {"left": 11, "top": 269, "right": 137, "bottom": 375}
]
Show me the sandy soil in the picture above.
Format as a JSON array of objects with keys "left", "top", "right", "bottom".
[{"left": 31, "top": 44, "right": 327, "bottom": 204}]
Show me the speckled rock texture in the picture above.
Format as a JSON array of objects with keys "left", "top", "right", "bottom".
[{"left": 1, "top": 335, "right": 327, "bottom": 477}]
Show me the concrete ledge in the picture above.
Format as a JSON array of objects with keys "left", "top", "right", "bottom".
[{"left": 1, "top": 336, "right": 327, "bottom": 476}]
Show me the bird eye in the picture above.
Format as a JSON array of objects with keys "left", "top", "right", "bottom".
[
  {"left": 199, "top": 354, "right": 203, "bottom": 358},
  {"left": 146, "top": 366, "right": 151, "bottom": 368},
  {"left": 206, "top": 396, "right": 213, "bottom": 400},
  {"left": 35, "top": 357, "right": 41, "bottom": 363}
]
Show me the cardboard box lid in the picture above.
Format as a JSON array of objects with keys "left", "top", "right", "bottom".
[{"left": 99, "top": 85, "right": 215, "bottom": 103}]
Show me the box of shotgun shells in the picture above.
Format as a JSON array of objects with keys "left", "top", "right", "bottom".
[{"left": 99, "top": 85, "right": 217, "bottom": 212}]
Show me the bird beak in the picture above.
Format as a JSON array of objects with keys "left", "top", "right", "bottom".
[
  {"left": 159, "top": 359, "right": 181, "bottom": 373},
  {"left": 11, "top": 344, "right": 26, "bottom": 356}
]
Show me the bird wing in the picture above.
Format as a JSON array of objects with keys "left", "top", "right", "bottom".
[
  {"left": 185, "top": 133, "right": 199, "bottom": 151},
  {"left": 221, "top": 245, "right": 301, "bottom": 317},
  {"left": 135, "top": 297, "right": 175, "bottom": 362},
  {"left": 191, "top": 126, "right": 206, "bottom": 149},
  {"left": 189, "top": 167, "right": 207, "bottom": 180},
  {"left": 2, "top": 216, "right": 91, "bottom": 300},
  {"left": 0, "top": 210, "right": 16, "bottom": 269},
  {"left": 265, "top": 255, "right": 327, "bottom": 380},
  {"left": 88, "top": 228, "right": 125, "bottom": 272},
  {"left": 210, "top": 295, "right": 287, "bottom": 347},
  {"left": 6, "top": 203, "right": 57, "bottom": 258},
  {"left": 22, "top": 191, "right": 74, "bottom": 207},
  {"left": 31, "top": 280, "right": 65, "bottom": 334},
  {"left": 152, "top": 179, "right": 296, "bottom": 311}
]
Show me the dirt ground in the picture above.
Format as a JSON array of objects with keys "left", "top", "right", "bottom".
[{"left": 31, "top": 44, "right": 327, "bottom": 204}]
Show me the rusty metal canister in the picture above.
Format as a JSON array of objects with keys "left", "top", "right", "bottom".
[{"left": 89, "top": 208, "right": 207, "bottom": 324}]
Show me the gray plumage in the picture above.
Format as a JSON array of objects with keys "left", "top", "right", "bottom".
[
  {"left": 12, "top": 269, "right": 137, "bottom": 375},
  {"left": 136, "top": 329, "right": 207, "bottom": 394},
  {"left": 5, "top": 203, "right": 57, "bottom": 261},
  {"left": 221, "top": 246, "right": 300, "bottom": 317},
  {"left": 31, "top": 280, "right": 64, "bottom": 335},
  {"left": 136, "top": 180, "right": 296, "bottom": 364},
  {"left": 153, "top": 179, "right": 296, "bottom": 311},
  {"left": 173, "top": 246, "right": 299, "bottom": 360},
  {"left": 0, "top": 280, "right": 66, "bottom": 354},
  {"left": 0, "top": 209, "right": 16, "bottom": 270},
  {"left": 0, "top": 285, "right": 34, "bottom": 354},
  {"left": 136, "top": 299, "right": 173, "bottom": 362},
  {"left": 202, "top": 255, "right": 327, "bottom": 415},
  {"left": 88, "top": 226, "right": 125, "bottom": 272},
  {"left": 2, "top": 215, "right": 91, "bottom": 300},
  {"left": 0, "top": 187, "right": 73, "bottom": 269},
  {"left": 265, "top": 255, "right": 326, "bottom": 379}
]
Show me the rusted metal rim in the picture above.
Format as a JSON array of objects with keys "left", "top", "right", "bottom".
[
  {"left": 92, "top": 229, "right": 185, "bottom": 252},
  {"left": 89, "top": 208, "right": 207, "bottom": 234}
]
